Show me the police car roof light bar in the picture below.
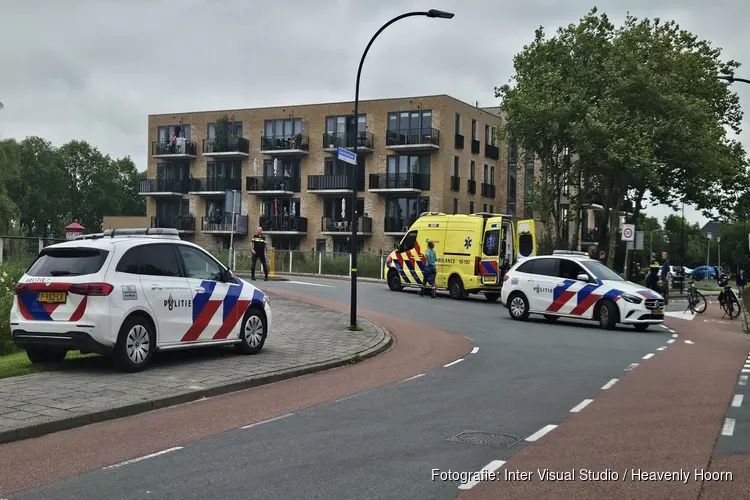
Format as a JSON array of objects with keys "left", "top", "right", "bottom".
[
  {"left": 552, "top": 250, "right": 589, "bottom": 256},
  {"left": 102, "top": 228, "right": 181, "bottom": 239}
]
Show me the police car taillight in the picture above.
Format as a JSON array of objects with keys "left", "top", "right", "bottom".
[
  {"left": 69, "top": 283, "right": 114, "bottom": 296},
  {"left": 14, "top": 282, "right": 28, "bottom": 295},
  {"left": 503, "top": 274, "right": 510, "bottom": 281}
]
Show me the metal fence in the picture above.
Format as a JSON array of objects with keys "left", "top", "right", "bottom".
[{"left": 0, "top": 236, "right": 66, "bottom": 265}]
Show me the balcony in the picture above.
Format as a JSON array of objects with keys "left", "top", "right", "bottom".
[
  {"left": 152, "top": 140, "right": 197, "bottom": 159},
  {"left": 471, "top": 139, "right": 480, "bottom": 155},
  {"left": 384, "top": 217, "right": 416, "bottom": 236},
  {"left": 321, "top": 216, "right": 373, "bottom": 236},
  {"left": 455, "top": 133, "right": 464, "bottom": 149},
  {"left": 481, "top": 183, "right": 496, "bottom": 198},
  {"left": 467, "top": 179, "right": 477, "bottom": 195},
  {"left": 368, "top": 173, "right": 426, "bottom": 194},
  {"left": 202, "top": 137, "right": 250, "bottom": 158},
  {"left": 582, "top": 193, "right": 605, "bottom": 210},
  {"left": 322, "top": 132, "right": 374, "bottom": 154},
  {"left": 151, "top": 214, "right": 195, "bottom": 232},
  {"left": 260, "top": 134, "right": 309, "bottom": 157},
  {"left": 259, "top": 216, "right": 307, "bottom": 235},
  {"left": 246, "top": 176, "right": 301, "bottom": 195},
  {"left": 450, "top": 176, "right": 460, "bottom": 192},
  {"left": 139, "top": 178, "right": 189, "bottom": 196},
  {"left": 188, "top": 177, "right": 243, "bottom": 196},
  {"left": 307, "top": 175, "right": 353, "bottom": 194},
  {"left": 580, "top": 230, "right": 600, "bottom": 244},
  {"left": 485, "top": 144, "right": 499, "bottom": 160},
  {"left": 201, "top": 214, "right": 249, "bottom": 235},
  {"left": 385, "top": 127, "right": 440, "bottom": 152}
]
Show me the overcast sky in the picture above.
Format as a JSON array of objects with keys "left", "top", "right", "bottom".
[{"left": 0, "top": 0, "right": 747, "bottom": 228}]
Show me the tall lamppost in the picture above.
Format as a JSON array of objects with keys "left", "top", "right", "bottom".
[
  {"left": 718, "top": 75, "right": 750, "bottom": 85},
  {"left": 349, "top": 9, "right": 454, "bottom": 328}
]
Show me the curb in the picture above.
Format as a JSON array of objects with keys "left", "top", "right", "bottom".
[
  {"left": 233, "top": 274, "right": 289, "bottom": 282},
  {"left": 238, "top": 272, "right": 385, "bottom": 284},
  {"left": 0, "top": 322, "right": 393, "bottom": 445}
]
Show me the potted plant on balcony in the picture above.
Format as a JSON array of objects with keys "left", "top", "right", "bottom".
[
  {"left": 214, "top": 115, "right": 231, "bottom": 152},
  {"left": 294, "top": 133, "right": 303, "bottom": 149}
]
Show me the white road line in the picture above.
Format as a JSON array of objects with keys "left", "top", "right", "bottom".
[
  {"left": 457, "top": 460, "right": 507, "bottom": 490},
  {"left": 102, "top": 447, "right": 183, "bottom": 470},
  {"left": 667, "top": 339, "right": 675, "bottom": 344},
  {"left": 660, "top": 325, "right": 670, "bottom": 330},
  {"left": 570, "top": 399, "right": 594, "bottom": 413},
  {"left": 625, "top": 363, "right": 639, "bottom": 371},
  {"left": 643, "top": 353, "right": 655, "bottom": 360},
  {"left": 526, "top": 424, "right": 557, "bottom": 442},
  {"left": 722, "top": 418, "right": 736, "bottom": 436},
  {"left": 657, "top": 346, "right": 666, "bottom": 351},
  {"left": 669, "top": 329, "right": 677, "bottom": 334},
  {"left": 740, "top": 375, "right": 748, "bottom": 386},
  {"left": 401, "top": 373, "right": 425, "bottom": 382},
  {"left": 673, "top": 333, "right": 679, "bottom": 338},
  {"left": 471, "top": 347, "right": 479, "bottom": 354},
  {"left": 742, "top": 369, "right": 750, "bottom": 373},
  {"left": 241, "top": 413, "right": 294, "bottom": 429},
  {"left": 685, "top": 340, "right": 694, "bottom": 344},
  {"left": 286, "top": 280, "right": 335, "bottom": 288},
  {"left": 732, "top": 394, "right": 744, "bottom": 408},
  {"left": 601, "top": 379, "right": 618, "bottom": 390},
  {"left": 444, "top": 359, "right": 464, "bottom": 367}
]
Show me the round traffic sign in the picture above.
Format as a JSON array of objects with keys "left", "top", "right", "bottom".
[{"left": 623, "top": 227, "right": 633, "bottom": 239}]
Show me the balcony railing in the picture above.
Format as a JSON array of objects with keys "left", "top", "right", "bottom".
[
  {"left": 152, "top": 140, "right": 197, "bottom": 157},
  {"left": 307, "top": 175, "right": 353, "bottom": 191},
  {"left": 201, "top": 214, "right": 249, "bottom": 234},
  {"left": 260, "top": 134, "right": 310, "bottom": 153},
  {"left": 202, "top": 137, "right": 250, "bottom": 156},
  {"left": 245, "top": 176, "right": 301, "bottom": 193},
  {"left": 481, "top": 183, "right": 496, "bottom": 198},
  {"left": 322, "top": 132, "right": 374, "bottom": 151},
  {"left": 189, "top": 177, "right": 242, "bottom": 193},
  {"left": 369, "top": 172, "right": 427, "bottom": 191},
  {"left": 259, "top": 216, "right": 307, "bottom": 233},
  {"left": 384, "top": 217, "right": 417, "bottom": 233},
  {"left": 450, "top": 176, "right": 460, "bottom": 192},
  {"left": 581, "top": 230, "right": 600, "bottom": 243},
  {"left": 485, "top": 144, "right": 499, "bottom": 160},
  {"left": 467, "top": 179, "right": 477, "bottom": 195},
  {"left": 385, "top": 128, "right": 440, "bottom": 148},
  {"left": 139, "top": 178, "right": 189, "bottom": 194},
  {"left": 151, "top": 214, "right": 195, "bottom": 231},
  {"left": 455, "top": 134, "right": 464, "bottom": 149},
  {"left": 321, "top": 216, "right": 373, "bottom": 234},
  {"left": 471, "top": 139, "right": 480, "bottom": 155}
]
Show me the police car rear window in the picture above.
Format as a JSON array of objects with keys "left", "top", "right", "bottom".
[{"left": 26, "top": 248, "right": 109, "bottom": 277}]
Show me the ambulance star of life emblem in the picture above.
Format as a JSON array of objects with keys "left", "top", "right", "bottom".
[
  {"left": 464, "top": 237, "right": 472, "bottom": 249},
  {"left": 486, "top": 234, "right": 496, "bottom": 249}
]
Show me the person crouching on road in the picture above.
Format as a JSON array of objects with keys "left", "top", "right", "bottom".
[
  {"left": 251, "top": 226, "right": 269, "bottom": 281},
  {"left": 420, "top": 241, "right": 437, "bottom": 298}
]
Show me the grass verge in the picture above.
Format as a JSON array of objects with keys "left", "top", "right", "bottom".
[{"left": 0, "top": 351, "right": 95, "bottom": 379}]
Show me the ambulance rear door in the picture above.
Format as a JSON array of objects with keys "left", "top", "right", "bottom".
[
  {"left": 516, "top": 219, "right": 537, "bottom": 260},
  {"left": 479, "top": 216, "right": 504, "bottom": 286}
]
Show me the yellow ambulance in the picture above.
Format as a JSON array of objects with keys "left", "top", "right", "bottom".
[{"left": 384, "top": 212, "right": 536, "bottom": 301}]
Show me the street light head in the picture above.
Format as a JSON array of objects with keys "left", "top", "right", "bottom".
[{"left": 427, "top": 9, "right": 454, "bottom": 18}]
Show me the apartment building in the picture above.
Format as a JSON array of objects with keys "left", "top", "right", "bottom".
[{"left": 140, "top": 94, "right": 539, "bottom": 255}]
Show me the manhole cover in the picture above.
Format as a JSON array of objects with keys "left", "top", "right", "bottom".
[{"left": 447, "top": 430, "right": 520, "bottom": 448}]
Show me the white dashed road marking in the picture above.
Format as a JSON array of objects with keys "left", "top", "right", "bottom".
[
  {"left": 732, "top": 394, "right": 744, "bottom": 408},
  {"left": 471, "top": 347, "right": 479, "bottom": 354},
  {"left": 401, "top": 373, "right": 425, "bottom": 382},
  {"left": 625, "top": 363, "right": 639, "bottom": 371},
  {"left": 241, "top": 413, "right": 294, "bottom": 429},
  {"left": 673, "top": 333, "right": 679, "bottom": 338},
  {"left": 102, "top": 447, "right": 183, "bottom": 470},
  {"left": 444, "top": 359, "right": 464, "bottom": 368},
  {"left": 657, "top": 346, "right": 666, "bottom": 351},
  {"left": 722, "top": 418, "right": 736, "bottom": 436},
  {"left": 642, "top": 353, "right": 655, "bottom": 360},
  {"left": 570, "top": 399, "right": 594, "bottom": 413},
  {"left": 685, "top": 340, "right": 694, "bottom": 344},
  {"left": 286, "top": 280, "right": 335, "bottom": 288},
  {"left": 526, "top": 425, "right": 557, "bottom": 442},
  {"left": 601, "top": 379, "right": 618, "bottom": 390},
  {"left": 667, "top": 339, "right": 675, "bottom": 344},
  {"left": 457, "top": 460, "right": 507, "bottom": 490},
  {"left": 740, "top": 375, "right": 748, "bottom": 386}
]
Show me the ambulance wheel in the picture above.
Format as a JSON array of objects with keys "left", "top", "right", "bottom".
[
  {"left": 508, "top": 292, "right": 529, "bottom": 320},
  {"left": 448, "top": 276, "right": 467, "bottom": 300},
  {"left": 485, "top": 293, "right": 500, "bottom": 302},
  {"left": 597, "top": 300, "right": 618, "bottom": 330},
  {"left": 387, "top": 270, "right": 403, "bottom": 291}
]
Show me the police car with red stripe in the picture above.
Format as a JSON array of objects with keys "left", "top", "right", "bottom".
[
  {"left": 500, "top": 250, "right": 665, "bottom": 331},
  {"left": 10, "top": 228, "right": 271, "bottom": 372}
]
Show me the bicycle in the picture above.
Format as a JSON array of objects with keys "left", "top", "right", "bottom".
[
  {"left": 718, "top": 274, "right": 742, "bottom": 320},
  {"left": 685, "top": 278, "right": 707, "bottom": 315}
]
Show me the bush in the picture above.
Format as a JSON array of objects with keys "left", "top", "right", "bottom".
[{"left": 0, "top": 262, "right": 27, "bottom": 355}]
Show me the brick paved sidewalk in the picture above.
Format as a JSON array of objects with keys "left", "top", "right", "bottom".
[{"left": 0, "top": 292, "right": 391, "bottom": 443}]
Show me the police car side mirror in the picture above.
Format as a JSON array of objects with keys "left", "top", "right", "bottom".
[{"left": 576, "top": 273, "right": 589, "bottom": 282}]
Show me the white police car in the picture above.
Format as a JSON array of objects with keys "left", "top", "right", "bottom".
[
  {"left": 500, "top": 251, "right": 665, "bottom": 331},
  {"left": 10, "top": 228, "right": 272, "bottom": 372}
]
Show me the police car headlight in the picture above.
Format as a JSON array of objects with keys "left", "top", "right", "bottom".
[{"left": 621, "top": 293, "right": 643, "bottom": 304}]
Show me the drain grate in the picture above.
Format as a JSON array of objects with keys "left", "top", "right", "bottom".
[{"left": 447, "top": 430, "right": 520, "bottom": 448}]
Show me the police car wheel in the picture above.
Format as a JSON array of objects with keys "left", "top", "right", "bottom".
[
  {"left": 508, "top": 293, "right": 529, "bottom": 320},
  {"left": 597, "top": 300, "right": 618, "bottom": 330},
  {"left": 236, "top": 307, "right": 267, "bottom": 355},
  {"left": 114, "top": 315, "right": 155, "bottom": 373},
  {"left": 387, "top": 270, "right": 402, "bottom": 292}
]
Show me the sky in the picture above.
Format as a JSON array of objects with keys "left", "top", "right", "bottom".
[{"left": 0, "top": 0, "right": 747, "bottom": 229}]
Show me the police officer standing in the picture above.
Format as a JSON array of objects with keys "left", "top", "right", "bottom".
[
  {"left": 251, "top": 226, "right": 268, "bottom": 281},
  {"left": 660, "top": 251, "right": 670, "bottom": 305},
  {"left": 646, "top": 253, "right": 660, "bottom": 292}
]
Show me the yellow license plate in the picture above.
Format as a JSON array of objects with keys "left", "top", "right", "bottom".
[
  {"left": 653, "top": 308, "right": 664, "bottom": 315},
  {"left": 38, "top": 292, "right": 67, "bottom": 304},
  {"left": 483, "top": 276, "right": 497, "bottom": 285}
]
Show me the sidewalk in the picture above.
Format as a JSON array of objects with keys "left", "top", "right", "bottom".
[{"left": 0, "top": 292, "right": 391, "bottom": 444}]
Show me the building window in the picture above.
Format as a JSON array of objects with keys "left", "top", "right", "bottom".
[
  {"left": 387, "top": 110, "right": 432, "bottom": 132},
  {"left": 484, "top": 124, "right": 490, "bottom": 144},
  {"left": 207, "top": 160, "right": 241, "bottom": 179},
  {"left": 270, "top": 237, "right": 301, "bottom": 251},
  {"left": 207, "top": 121, "right": 242, "bottom": 139},
  {"left": 387, "top": 154, "right": 431, "bottom": 189},
  {"left": 491, "top": 127, "right": 496, "bottom": 146},
  {"left": 455, "top": 113, "right": 461, "bottom": 134},
  {"left": 483, "top": 204, "right": 488, "bottom": 212},
  {"left": 490, "top": 166, "right": 495, "bottom": 185},
  {"left": 507, "top": 144, "right": 518, "bottom": 210},
  {"left": 260, "top": 197, "right": 301, "bottom": 220},
  {"left": 157, "top": 124, "right": 191, "bottom": 142},
  {"left": 489, "top": 205, "right": 494, "bottom": 213},
  {"left": 524, "top": 156, "right": 535, "bottom": 218},
  {"left": 316, "top": 239, "right": 327, "bottom": 253},
  {"left": 483, "top": 164, "right": 489, "bottom": 183},
  {"left": 471, "top": 119, "right": 477, "bottom": 140},
  {"left": 453, "top": 198, "right": 458, "bottom": 214},
  {"left": 264, "top": 118, "right": 302, "bottom": 139},
  {"left": 324, "top": 198, "right": 364, "bottom": 222},
  {"left": 452, "top": 156, "right": 459, "bottom": 177},
  {"left": 325, "top": 115, "right": 366, "bottom": 137},
  {"left": 507, "top": 202, "right": 516, "bottom": 217},
  {"left": 562, "top": 171, "right": 570, "bottom": 196},
  {"left": 385, "top": 197, "right": 429, "bottom": 228},
  {"left": 469, "top": 201, "right": 475, "bottom": 213},
  {"left": 470, "top": 161, "right": 475, "bottom": 181}
]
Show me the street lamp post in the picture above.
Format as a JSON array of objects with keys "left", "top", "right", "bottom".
[
  {"left": 718, "top": 75, "right": 750, "bottom": 85},
  {"left": 349, "top": 9, "right": 454, "bottom": 328}
]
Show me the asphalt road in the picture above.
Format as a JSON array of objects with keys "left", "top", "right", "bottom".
[{"left": 11, "top": 277, "right": 674, "bottom": 500}]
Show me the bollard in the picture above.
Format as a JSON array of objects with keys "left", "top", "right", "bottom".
[
  {"left": 269, "top": 249, "right": 275, "bottom": 278},
  {"left": 381, "top": 255, "right": 384, "bottom": 280},
  {"left": 289, "top": 251, "right": 293, "bottom": 273},
  {"left": 349, "top": 254, "right": 352, "bottom": 277},
  {"left": 318, "top": 252, "right": 322, "bottom": 275}
]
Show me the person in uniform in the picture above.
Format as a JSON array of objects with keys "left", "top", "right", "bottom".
[
  {"left": 251, "top": 226, "right": 268, "bottom": 281},
  {"left": 420, "top": 240, "right": 437, "bottom": 298},
  {"left": 646, "top": 253, "right": 660, "bottom": 292},
  {"left": 660, "top": 251, "right": 671, "bottom": 305}
]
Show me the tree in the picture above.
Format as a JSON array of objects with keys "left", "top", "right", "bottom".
[
  {"left": 114, "top": 157, "right": 146, "bottom": 217},
  {"left": 0, "top": 139, "right": 20, "bottom": 234}
]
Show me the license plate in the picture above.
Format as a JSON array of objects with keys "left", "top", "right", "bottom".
[
  {"left": 483, "top": 276, "right": 497, "bottom": 285},
  {"left": 653, "top": 308, "right": 664, "bottom": 315},
  {"left": 38, "top": 292, "right": 67, "bottom": 304}
]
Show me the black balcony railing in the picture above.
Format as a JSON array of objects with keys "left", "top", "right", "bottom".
[
  {"left": 369, "top": 172, "right": 426, "bottom": 190},
  {"left": 202, "top": 137, "right": 250, "bottom": 155},
  {"left": 450, "top": 176, "right": 460, "bottom": 192},
  {"left": 307, "top": 175, "right": 353, "bottom": 191},
  {"left": 322, "top": 216, "right": 373, "bottom": 234},
  {"left": 385, "top": 127, "right": 440, "bottom": 147},
  {"left": 139, "top": 178, "right": 190, "bottom": 193},
  {"left": 323, "top": 132, "right": 374, "bottom": 150},
  {"left": 384, "top": 217, "right": 417, "bottom": 233},
  {"left": 152, "top": 140, "right": 197, "bottom": 156},
  {"left": 581, "top": 230, "right": 600, "bottom": 243},
  {"left": 245, "top": 176, "right": 301, "bottom": 192},
  {"left": 485, "top": 144, "right": 499, "bottom": 160},
  {"left": 467, "top": 179, "right": 477, "bottom": 194},
  {"left": 151, "top": 214, "right": 195, "bottom": 231},
  {"left": 481, "top": 183, "right": 496, "bottom": 198},
  {"left": 190, "top": 177, "right": 242, "bottom": 192},
  {"left": 471, "top": 139, "right": 480, "bottom": 155},
  {"left": 201, "top": 214, "right": 249, "bottom": 234},
  {"left": 260, "top": 134, "right": 310, "bottom": 152},
  {"left": 259, "top": 216, "right": 307, "bottom": 233},
  {"left": 455, "top": 134, "right": 464, "bottom": 149}
]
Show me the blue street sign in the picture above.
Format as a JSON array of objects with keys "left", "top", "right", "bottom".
[{"left": 337, "top": 146, "right": 357, "bottom": 165}]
